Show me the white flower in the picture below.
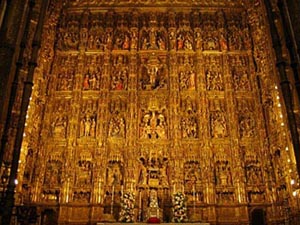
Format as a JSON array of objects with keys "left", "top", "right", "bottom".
[
  {"left": 119, "top": 191, "right": 135, "bottom": 222},
  {"left": 172, "top": 192, "right": 187, "bottom": 222}
]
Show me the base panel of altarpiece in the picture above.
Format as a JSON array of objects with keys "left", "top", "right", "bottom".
[{"left": 96, "top": 223, "right": 210, "bottom": 225}]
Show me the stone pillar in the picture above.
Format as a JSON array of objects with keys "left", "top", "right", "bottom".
[
  {"left": 0, "top": 0, "right": 29, "bottom": 139},
  {"left": 264, "top": 0, "right": 300, "bottom": 177}
]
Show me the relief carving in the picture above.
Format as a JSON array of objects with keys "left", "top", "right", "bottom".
[
  {"left": 17, "top": 6, "right": 294, "bottom": 224},
  {"left": 180, "top": 97, "right": 198, "bottom": 139},
  {"left": 209, "top": 101, "right": 228, "bottom": 138},
  {"left": 139, "top": 55, "right": 168, "bottom": 90},
  {"left": 205, "top": 56, "right": 224, "bottom": 91}
]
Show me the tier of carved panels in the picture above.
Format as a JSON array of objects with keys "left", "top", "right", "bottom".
[
  {"left": 68, "top": 0, "right": 244, "bottom": 8},
  {"left": 33, "top": 8, "right": 273, "bottom": 210}
]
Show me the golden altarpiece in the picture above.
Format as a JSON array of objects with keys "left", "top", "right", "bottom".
[{"left": 4, "top": 0, "right": 300, "bottom": 224}]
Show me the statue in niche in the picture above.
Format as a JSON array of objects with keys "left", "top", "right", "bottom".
[
  {"left": 188, "top": 70, "right": 196, "bottom": 89},
  {"left": 88, "top": 20, "right": 106, "bottom": 50},
  {"left": 177, "top": 33, "right": 184, "bottom": 50},
  {"left": 111, "top": 69, "right": 128, "bottom": 90},
  {"left": 114, "top": 31, "right": 130, "bottom": 50},
  {"left": 131, "top": 31, "right": 138, "bottom": 50},
  {"left": 108, "top": 113, "right": 125, "bottom": 138},
  {"left": 53, "top": 115, "right": 67, "bottom": 137},
  {"left": 184, "top": 33, "right": 193, "bottom": 50},
  {"left": 149, "top": 28, "right": 158, "bottom": 49},
  {"left": 184, "top": 162, "right": 200, "bottom": 187},
  {"left": 246, "top": 165, "right": 262, "bottom": 185},
  {"left": 104, "top": 32, "right": 112, "bottom": 51},
  {"left": 66, "top": 21, "right": 80, "bottom": 50},
  {"left": 181, "top": 97, "right": 197, "bottom": 138},
  {"left": 83, "top": 67, "right": 100, "bottom": 91},
  {"left": 140, "top": 110, "right": 167, "bottom": 139},
  {"left": 90, "top": 117, "right": 96, "bottom": 137},
  {"left": 156, "top": 113, "right": 167, "bottom": 138},
  {"left": 84, "top": 117, "right": 91, "bottom": 136},
  {"left": 140, "top": 61, "right": 167, "bottom": 90},
  {"left": 206, "top": 68, "right": 224, "bottom": 91},
  {"left": 89, "top": 74, "right": 97, "bottom": 90},
  {"left": 87, "top": 34, "right": 94, "bottom": 49},
  {"left": 140, "top": 112, "right": 151, "bottom": 139},
  {"left": 44, "top": 160, "right": 62, "bottom": 186},
  {"left": 233, "top": 69, "right": 250, "bottom": 91},
  {"left": 228, "top": 22, "right": 243, "bottom": 51},
  {"left": 141, "top": 36, "right": 149, "bottom": 50},
  {"left": 123, "top": 34, "right": 130, "bottom": 50},
  {"left": 239, "top": 114, "right": 255, "bottom": 138},
  {"left": 179, "top": 71, "right": 188, "bottom": 90},
  {"left": 194, "top": 31, "right": 202, "bottom": 50},
  {"left": 80, "top": 114, "right": 96, "bottom": 137},
  {"left": 211, "top": 110, "right": 227, "bottom": 138},
  {"left": 159, "top": 161, "right": 169, "bottom": 186},
  {"left": 217, "top": 192, "right": 234, "bottom": 204},
  {"left": 57, "top": 70, "right": 73, "bottom": 91},
  {"left": 181, "top": 117, "right": 197, "bottom": 138},
  {"left": 169, "top": 31, "right": 176, "bottom": 50},
  {"left": 179, "top": 70, "right": 196, "bottom": 90},
  {"left": 219, "top": 33, "right": 228, "bottom": 51},
  {"left": 83, "top": 74, "right": 90, "bottom": 90},
  {"left": 138, "top": 159, "right": 148, "bottom": 185},
  {"left": 73, "top": 191, "right": 91, "bottom": 203},
  {"left": 157, "top": 36, "right": 166, "bottom": 50},
  {"left": 107, "top": 163, "right": 122, "bottom": 186},
  {"left": 216, "top": 161, "right": 231, "bottom": 186},
  {"left": 149, "top": 66, "right": 158, "bottom": 87},
  {"left": 77, "top": 160, "right": 92, "bottom": 186}
]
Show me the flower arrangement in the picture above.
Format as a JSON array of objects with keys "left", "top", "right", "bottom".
[
  {"left": 172, "top": 192, "right": 187, "bottom": 223},
  {"left": 119, "top": 191, "right": 135, "bottom": 222}
]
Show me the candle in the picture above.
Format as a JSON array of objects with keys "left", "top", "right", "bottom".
[
  {"left": 98, "top": 181, "right": 102, "bottom": 203},
  {"left": 111, "top": 185, "right": 115, "bottom": 214},
  {"left": 193, "top": 185, "right": 196, "bottom": 202},
  {"left": 138, "top": 191, "right": 142, "bottom": 222},
  {"left": 112, "top": 185, "right": 115, "bottom": 203},
  {"left": 139, "top": 190, "right": 142, "bottom": 208}
]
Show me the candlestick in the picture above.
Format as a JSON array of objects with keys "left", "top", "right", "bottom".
[
  {"left": 139, "top": 190, "right": 142, "bottom": 222},
  {"left": 98, "top": 181, "right": 102, "bottom": 203},
  {"left": 111, "top": 185, "right": 115, "bottom": 215},
  {"left": 193, "top": 184, "right": 196, "bottom": 202}
]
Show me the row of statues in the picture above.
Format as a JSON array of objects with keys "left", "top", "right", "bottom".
[
  {"left": 50, "top": 105, "right": 255, "bottom": 139},
  {"left": 56, "top": 11, "right": 251, "bottom": 52},
  {"left": 55, "top": 68, "right": 250, "bottom": 92},
  {"left": 53, "top": 54, "right": 251, "bottom": 93}
]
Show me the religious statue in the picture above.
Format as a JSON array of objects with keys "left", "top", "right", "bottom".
[{"left": 138, "top": 161, "right": 148, "bottom": 185}]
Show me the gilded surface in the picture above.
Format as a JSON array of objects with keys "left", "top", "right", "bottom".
[{"left": 12, "top": 0, "right": 299, "bottom": 224}]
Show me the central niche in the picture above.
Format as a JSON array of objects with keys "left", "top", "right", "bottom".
[{"left": 139, "top": 95, "right": 169, "bottom": 140}]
